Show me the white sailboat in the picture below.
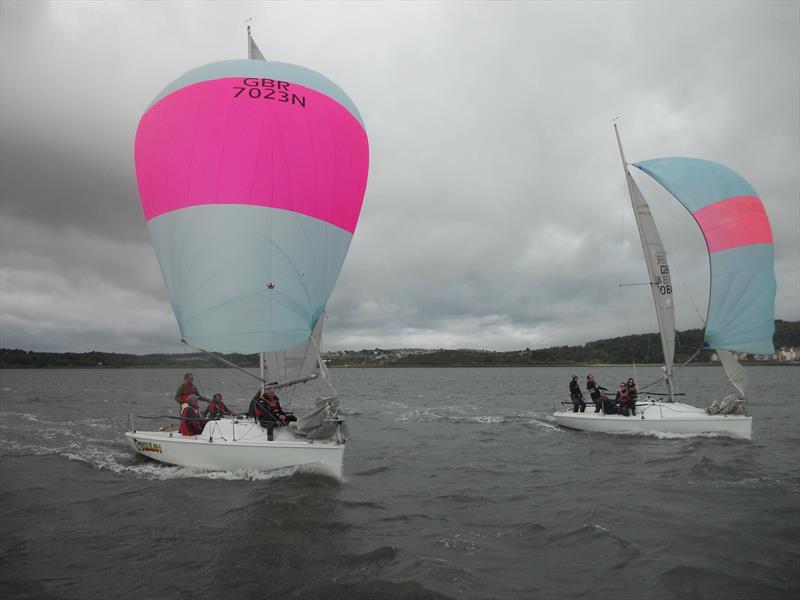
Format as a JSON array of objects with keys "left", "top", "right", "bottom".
[
  {"left": 553, "top": 125, "right": 776, "bottom": 439},
  {"left": 125, "top": 28, "right": 369, "bottom": 476}
]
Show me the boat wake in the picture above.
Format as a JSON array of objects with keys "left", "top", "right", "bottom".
[{"left": 1, "top": 436, "right": 340, "bottom": 482}]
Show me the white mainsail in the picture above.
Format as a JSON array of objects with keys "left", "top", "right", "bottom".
[
  {"left": 247, "top": 25, "right": 265, "bottom": 60},
  {"left": 614, "top": 124, "right": 676, "bottom": 401},
  {"left": 262, "top": 316, "right": 326, "bottom": 389}
]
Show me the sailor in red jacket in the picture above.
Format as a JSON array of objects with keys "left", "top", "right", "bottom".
[
  {"left": 615, "top": 383, "right": 631, "bottom": 417},
  {"left": 202, "top": 393, "right": 233, "bottom": 420},
  {"left": 179, "top": 395, "right": 206, "bottom": 436},
  {"left": 253, "top": 386, "right": 296, "bottom": 440},
  {"left": 174, "top": 373, "right": 200, "bottom": 407}
]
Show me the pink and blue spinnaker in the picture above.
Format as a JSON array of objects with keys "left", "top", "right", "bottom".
[{"left": 135, "top": 60, "right": 369, "bottom": 352}]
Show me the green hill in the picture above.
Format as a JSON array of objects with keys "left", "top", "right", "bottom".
[{"left": 1, "top": 320, "right": 797, "bottom": 368}]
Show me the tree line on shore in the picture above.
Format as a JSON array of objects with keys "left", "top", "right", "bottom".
[{"left": 1, "top": 320, "right": 797, "bottom": 368}]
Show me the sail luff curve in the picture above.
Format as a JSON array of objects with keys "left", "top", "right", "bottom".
[{"left": 633, "top": 158, "right": 775, "bottom": 356}]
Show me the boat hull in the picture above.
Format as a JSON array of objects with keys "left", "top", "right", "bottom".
[
  {"left": 553, "top": 400, "right": 752, "bottom": 439},
  {"left": 125, "top": 417, "right": 345, "bottom": 478}
]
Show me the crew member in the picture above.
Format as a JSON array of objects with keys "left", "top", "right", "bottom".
[
  {"left": 175, "top": 373, "right": 200, "bottom": 406},
  {"left": 179, "top": 395, "right": 205, "bottom": 436},
  {"left": 586, "top": 374, "right": 609, "bottom": 413},
  {"left": 615, "top": 383, "right": 631, "bottom": 417},
  {"left": 203, "top": 393, "right": 233, "bottom": 420},
  {"left": 626, "top": 378, "right": 638, "bottom": 415},
  {"left": 253, "top": 386, "right": 296, "bottom": 440},
  {"left": 569, "top": 375, "right": 586, "bottom": 413}
]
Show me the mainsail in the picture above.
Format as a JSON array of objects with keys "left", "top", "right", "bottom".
[
  {"left": 633, "top": 157, "right": 776, "bottom": 397},
  {"left": 134, "top": 44, "right": 369, "bottom": 357},
  {"left": 247, "top": 25, "right": 265, "bottom": 60},
  {"left": 614, "top": 125, "right": 676, "bottom": 399}
]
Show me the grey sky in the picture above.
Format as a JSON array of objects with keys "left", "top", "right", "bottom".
[{"left": 1, "top": 0, "right": 798, "bottom": 353}]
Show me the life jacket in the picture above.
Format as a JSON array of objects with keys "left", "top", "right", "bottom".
[
  {"left": 179, "top": 383, "right": 198, "bottom": 404},
  {"left": 207, "top": 402, "right": 227, "bottom": 417},
  {"left": 180, "top": 404, "right": 202, "bottom": 436},
  {"left": 618, "top": 388, "right": 630, "bottom": 404}
]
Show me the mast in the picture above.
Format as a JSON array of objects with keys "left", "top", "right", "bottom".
[{"left": 614, "top": 124, "right": 676, "bottom": 402}]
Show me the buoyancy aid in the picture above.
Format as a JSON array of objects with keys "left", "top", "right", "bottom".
[
  {"left": 179, "top": 383, "right": 199, "bottom": 405},
  {"left": 618, "top": 388, "right": 630, "bottom": 405},
  {"left": 180, "top": 404, "right": 203, "bottom": 436}
]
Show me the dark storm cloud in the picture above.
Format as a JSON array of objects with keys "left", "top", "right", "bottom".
[{"left": 1, "top": 1, "right": 798, "bottom": 353}]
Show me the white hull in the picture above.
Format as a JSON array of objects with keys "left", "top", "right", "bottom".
[
  {"left": 553, "top": 400, "right": 752, "bottom": 439},
  {"left": 126, "top": 417, "right": 345, "bottom": 478}
]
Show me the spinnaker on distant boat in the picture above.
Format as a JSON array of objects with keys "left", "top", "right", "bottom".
[
  {"left": 127, "top": 28, "right": 368, "bottom": 477},
  {"left": 633, "top": 158, "right": 775, "bottom": 355}
]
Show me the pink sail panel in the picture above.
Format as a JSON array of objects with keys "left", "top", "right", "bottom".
[
  {"left": 135, "top": 78, "right": 368, "bottom": 233},
  {"left": 693, "top": 195, "right": 773, "bottom": 253}
]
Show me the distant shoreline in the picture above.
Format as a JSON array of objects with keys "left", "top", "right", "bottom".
[
  {"left": 1, "top": 362, "right": 796, "bottom": 369},
  {"left": 2, "top": 320, "right": 796, "bottom": 368}
]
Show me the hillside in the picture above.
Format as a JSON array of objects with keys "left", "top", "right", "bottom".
[{"left": 2, "top": 320, "right": 796, "bottom": 368}]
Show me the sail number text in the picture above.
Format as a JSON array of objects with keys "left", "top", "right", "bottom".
[
  {"left": 654, "top": 254, "right": 672, "bottom": 295},
  {"left": 233, "top": 78, "right": 306, "bottom": 107}
]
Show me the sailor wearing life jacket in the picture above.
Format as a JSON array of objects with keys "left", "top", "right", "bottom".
[
  {"left": 253, "top": 386, "right": 296, "bottom": 440},
  {"left": 202, "top": 393, "right": 232, "bottom": 420},
  {"left": 174, "top": 373, "right": 200, "bottom": 407},
  {"left": 179, "top": 395, "right": 205, "bottom": 436},
  {"left": 626, "top": 378, "right": 638, "bottom": 415},
  {"left": 615, "top": 383, "right": 631, "bottom": 417}
]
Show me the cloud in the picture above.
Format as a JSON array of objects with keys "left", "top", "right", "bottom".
[{"left": 1, "top": 1, "right": 798, "bottom": 353}]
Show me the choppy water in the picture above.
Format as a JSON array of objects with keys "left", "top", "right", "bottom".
[{"left": 1, "top": 365, "right": 798, "bottom": 599}]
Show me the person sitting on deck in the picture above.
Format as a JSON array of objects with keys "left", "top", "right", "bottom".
[
  {"left": 179, "top": 395, "right": 206, "bottom": 436},
  {"left": 569, "top": 375, "right": 586, "bottom": 413},
  {"left": 586, "top": 374, "right": 609, "bottom": 413},
  {"left": 202, "top": 393, "right": 233, "bottom": 420},
  {"left": 253, "top": 386, "right": 296, "bottom": 440},
  {"left": 626, "top": 378, "right": 638, "bottom": 415},
  {"left": 247, "top": 382, "right": 278, "bottom": 417},
  {"left": 602, "top": 394, "right": 618, "bottom": 415},
  {"left": 615, "top": 383, "right": 632, "bottom": 417}
]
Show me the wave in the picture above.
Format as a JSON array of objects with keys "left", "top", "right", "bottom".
[
  {"left": 548, "top": 523, "right": 638, "bottom": 570},
  {"left": 353, "top": 465, "right": 392, "bottom": 476},
  {"left": 662, "top": 565, "right": 789, "bottom": 599},
  {"left": 397, "top": 410, "right": 548, "bottom": 425},
  {"left": 293, "top": 578, "right": 456, "bottom": 600}
]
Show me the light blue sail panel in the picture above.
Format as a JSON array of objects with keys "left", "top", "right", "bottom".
[
  {"left": 148, "top": 205, "right": 353, "bottom": 353},
  {"left": 634, "top": 157, "right": 757, "bottom": 212},
  {"left": 633, "top": 157, "right": 776, "bottom": 355},
  {"left": 705, "top": 245, "right": 776, "bottom": 355},
  {"left": 147, "top": 59, "right": 365, "bottom": 127}
]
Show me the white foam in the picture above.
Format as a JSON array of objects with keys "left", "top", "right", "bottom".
[{"left": 470, "top": 415, "right": 505, "bottom": 424}]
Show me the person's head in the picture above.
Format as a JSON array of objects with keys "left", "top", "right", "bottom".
[
  {"left": 184, "top": 373, "right": 193, "bottom": 383},
  {"left": 627, "top": 378, "right": 635, "bottom": 385},
  {"left": 587, "top": 374, "right": 594, "bottom": 380},
  {"left": 188, "top": 394, "right": 199, "bottom": 407},
  {"left": 620, "top": 383, "right": 626, "bottom": 389},
  {"left": 212, "top": 393, "right": 222, "bottom": 404},
  {"left": 572, "top": 375, "right": 578, "bottom": 381}
]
